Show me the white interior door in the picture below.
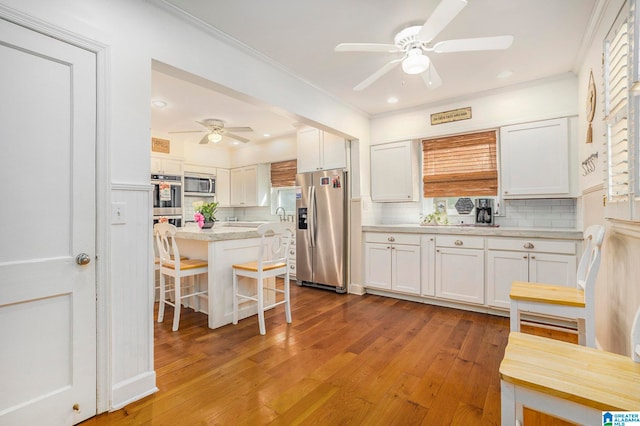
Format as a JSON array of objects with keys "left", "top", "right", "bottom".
[{"left": 0, "top": 18, "right": 97, "bottom": 425}]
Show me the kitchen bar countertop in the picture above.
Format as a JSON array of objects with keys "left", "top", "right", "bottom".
[
  {"left": 362, "top": 224, "right": 583, "bottom": 240},
  {"left": 175, "top": 225, "right": 262, "bottom": 242}
]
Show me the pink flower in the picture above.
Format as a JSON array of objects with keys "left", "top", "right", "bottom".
[{"left": 194, "top": 212, "right": 205, "bottom": 228}]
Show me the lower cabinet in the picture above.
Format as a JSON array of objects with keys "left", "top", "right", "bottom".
[
  {"left": 364, "top": 233, "right": 421, "bottom": 295},
  {"left": 486, "top": 238, "right": 577, "bottom": 309},
  {"left": 435, "top": 235, "right": 485, "bottom": 305},
  {"left": 362, "top": 231, "right": 580, "bottom": 313}
]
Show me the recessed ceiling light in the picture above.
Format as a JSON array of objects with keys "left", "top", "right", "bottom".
[
  {"left": 387, "top": 97, "right": 399, "bottom": 104},
  {"left": 151, "top": 100, "right": 167, "bottom": 108},
  {"left": 497, "top": 70, "right": 513, "bottom": 79},
  {"left": 263, "top": 133, "right": 271, "bottom": 138},
  {"left": 232, "top": 141, "right": 240, "bottom": 145}
]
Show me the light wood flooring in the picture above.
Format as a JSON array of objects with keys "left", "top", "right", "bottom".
[{"left": 83, "top": 281, "right": 576, "bottom": 425}]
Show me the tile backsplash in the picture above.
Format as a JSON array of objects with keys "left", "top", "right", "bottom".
[
  {"left": 495, "top": 199, "right": 576, "bottom": 229},
  {"left": 362, "top": 196, "right": 577, "bottom": 229}
]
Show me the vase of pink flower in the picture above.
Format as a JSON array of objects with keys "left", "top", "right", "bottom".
[{"left": 193, "top": 201, "right": 218, "bottom": 229}]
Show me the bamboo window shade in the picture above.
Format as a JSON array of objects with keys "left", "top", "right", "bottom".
[
  {"left": 270, "top": 159, "right": 298, "bottom": 187},
  {"left": 422, "top": 130, "right": 498, "bottom": 197}
]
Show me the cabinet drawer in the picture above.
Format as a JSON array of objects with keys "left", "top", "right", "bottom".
[
  {"left": 436, "top": 235, "right": 484, "bottom": 249},
  {"left": 487, "top": 238, "right": 576, "bottom": 255},
  {"left": 364, "top": 232, "right": 420, "bottom": 245}
]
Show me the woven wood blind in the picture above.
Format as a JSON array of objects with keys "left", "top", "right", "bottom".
[
  {"left": 270, "top": 159, "right": 298, "bottom": 187},
  {"left": 422, "top": 130, "right": 497, "bottom": 197}
]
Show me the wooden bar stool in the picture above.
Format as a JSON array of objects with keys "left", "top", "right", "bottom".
[
  {"left": 509, "top": 225, "right": 605, "bottom": 347},
  {"left": 154, "top": 223, "right": 208, "bottom": 331},
  {"left": 500, "top": 305, "right": 640, "bottom": 425},
  {"left": 232, "top": 223, "right": 293, "bottom": 335}
]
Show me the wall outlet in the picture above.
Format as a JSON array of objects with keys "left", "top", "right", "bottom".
[{"left": 111, "top": 202, "right": 126, "bottom": 224}]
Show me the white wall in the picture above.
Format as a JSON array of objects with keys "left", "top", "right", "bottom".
[
  {"left": 0, "top": 0, "right": 370, "bottom": 411},
  {"left": 576, "top": 0, "right": 640, "bottom": 355}
]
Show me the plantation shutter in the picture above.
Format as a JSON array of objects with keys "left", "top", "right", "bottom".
[
  {"left": 604, "top": 12, "right": 630, "bottom": 202},
  {"left": 422, "top": 130, "right": 497, "bottom": 197},
  {"left": 270, "top": 159, "right": 297, "bottom": 187}
]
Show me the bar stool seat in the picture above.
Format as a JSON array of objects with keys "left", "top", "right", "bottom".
[
  {"left": 232, "top": 223, "right": 293, "bottom": 335},
  {"left": 154, "top": 223, "right": 208, "bottom": 331}
]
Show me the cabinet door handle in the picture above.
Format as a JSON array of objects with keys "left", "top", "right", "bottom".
[
  {"left": 530, "top": 255, "right": 536, "bottom": 260},
  {"left": 454, "top": 240, "right": 463, "bottom": 246},
  {"left": 523, "top": 255, "right": 528, "bottom": 259},
  {"left": 388, "top": 236, "right": 395, "bottom": 242},
  {"left": 391, "top": 246, "right": 396, "bottom": 250},
  {"left": 523, "top": 242, "right": 534, "bottom": 249},
  {"left": 386, "top": 246, "right": 391, "bottom": 249}
]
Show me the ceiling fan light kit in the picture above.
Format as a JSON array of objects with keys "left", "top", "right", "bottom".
[
  {"left": 402, "top": 48, "right": 430, "bottom": 74},
  {"left": 334, "top": 0, "right": 513, "bottom": 91},
  {"left": 208, "top": 132, "right": 223, "bottom": 143}
]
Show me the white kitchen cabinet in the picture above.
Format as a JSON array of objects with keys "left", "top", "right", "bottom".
[
  {"left": 486, "top": 238, "right": 577, "bottom": 309},
  {"left": 421, "top": 235, "right": 436, "bottom": 296},
  {"left": 500, "top": 117, "right": 575, "bottom": 198},
  {"left": 151, "top": 155, "right": 183, "bottom": 175},
  {"left": 230, "top": 164, "right": 270, "bottom": 207},
  {"left": 183, "top": 162, "right": 215, "bottom": 175},
  {"left": 297, "top": 127, "right": 347, "bottom": 173},
  {"left": 288, "top": 233, "right": 297, "bottom": 278},
  {"left": 364, "top": 233, "right": 421, "bottom": 295},
  {"left": 435, "top": 235, "right": 485, "bottom": 305},
  {"left": 215, "top": 168, "right": 230, "bottom": 207},
  {"left": 370, "top": 140, "right": 420, "bottom": 202}
]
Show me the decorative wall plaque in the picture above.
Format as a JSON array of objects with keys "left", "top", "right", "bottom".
[
  {"left": 151, "top": 137, "right": 170, "bottom": 154},
  {"left": 431, "top": 107, "right": 472, "bottom": 125}
]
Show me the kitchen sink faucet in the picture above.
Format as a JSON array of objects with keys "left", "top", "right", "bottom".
[{"left": 276, "top": 206, "right": 286, "bottom": 222}]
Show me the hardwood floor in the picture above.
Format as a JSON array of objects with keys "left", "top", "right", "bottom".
[{"left": 83, "top": 281, "right": 576, "bottom": 425}]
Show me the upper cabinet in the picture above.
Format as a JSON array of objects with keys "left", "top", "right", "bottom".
[
  {"left": 297, "top": 128, "right": 347, "bottom": 173},
  {"left": 500, "top": 117, "right": 576, "bottom": 198},
  {"left": 230, "top": 164, "right": 270, "bottom": 207},
  {"left": 151, "top": 154, "right": 183, "bottom": 175},
  {"left": 370, "top": 140, "right": 420, "bottom": 202},
  {"left": 215, "top": 168, "right": 231, "bottom": 207}
]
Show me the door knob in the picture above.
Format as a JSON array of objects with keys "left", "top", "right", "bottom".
[{"left": 75, "top": 253, "right": 91, "bottom": 265}]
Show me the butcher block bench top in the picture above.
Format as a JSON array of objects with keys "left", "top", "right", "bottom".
[
  {"left": 509, "top": 281, "right": 585, "bottom": 307},
  {"left": 499, "top": 332, "right": 640, "bottom": 411}
]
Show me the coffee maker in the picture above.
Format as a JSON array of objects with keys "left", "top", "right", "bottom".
[{"left": 475, "top": 198, "right": 494, "bottom": 225}]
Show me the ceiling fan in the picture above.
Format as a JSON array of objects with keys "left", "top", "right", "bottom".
[
  {"left": 334, "top": 0, "right": 514, "bottom": 91},
  {"left": 169, "top": 118, "right": 254, "bottom": 144}
]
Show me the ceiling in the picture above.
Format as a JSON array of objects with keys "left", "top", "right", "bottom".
[{"left": 152, "top": 0, "right": 599, "bottom": 146}]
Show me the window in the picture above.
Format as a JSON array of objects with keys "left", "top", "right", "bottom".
[
  {"left": 270, "top": 159, "right": 298, "bottom": 214},
  {"left": 270, "top": 159, "right": 297, "bottom": 187},
  {"left": 603, "top": 1, "right": 639, "bottom": 220},
  {"left": 422, "top": 130, "right": 498, "bottom": 197}
]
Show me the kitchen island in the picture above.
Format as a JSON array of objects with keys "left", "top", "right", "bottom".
[{"left": 174, "top": 225, "right": 276, "bottom": 330}]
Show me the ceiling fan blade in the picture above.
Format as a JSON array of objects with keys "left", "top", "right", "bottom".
[
  {"left": 422, "top": 63, "right": 443, "bottom": 89},
  {"left": 195, "top": 120, "right": 214, "bottom": 130},
  {"left": 416, "top": 0, "right": 467, "bottom": 43},
  {"left": 168, "top": 130, "right": 205, "bottom": 134},
  {"left": 225, "top": 126, "right": 253, "bottom": 133},
  {"left": 198, "top": 134, "right": 209, "bottom": 144},
  {"left": 335, "top": 43, "right": 401, "bottom": 53},
  {"left": 353, "top": 58, "right": 404, "bottom": 91},
  {"left": 434, "top": 35, "right": 514, "bottom": 53},
  {"left": 226, "top": 132, "right": 250, "bottom": 143}
]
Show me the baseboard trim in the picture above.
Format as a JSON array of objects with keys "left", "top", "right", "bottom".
[
  {"left": 111, "top": 371, "right": 158, "bottom": 411},
  {"left": 348, "top": 283, "right": 365, "bottom": 295}
]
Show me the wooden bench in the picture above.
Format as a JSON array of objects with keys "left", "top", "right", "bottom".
[{"left": 499, "top": 327, "right": 640, "bottom": 425}]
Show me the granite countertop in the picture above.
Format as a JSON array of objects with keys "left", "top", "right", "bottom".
[
  {"left": 362, "top": 224, "right": 583, "bottom": 240},
  {"left": 175, "top": 225, "right": 262, "bottom": 242}
]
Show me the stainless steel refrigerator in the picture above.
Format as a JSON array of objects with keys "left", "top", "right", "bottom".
[{"left": 296, "top": 169, "right": 347, "bottom": 293}]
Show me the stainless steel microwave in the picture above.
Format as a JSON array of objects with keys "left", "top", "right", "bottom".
[{"left": 184, "top": 173, "right": 215, "bottom": 197}]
